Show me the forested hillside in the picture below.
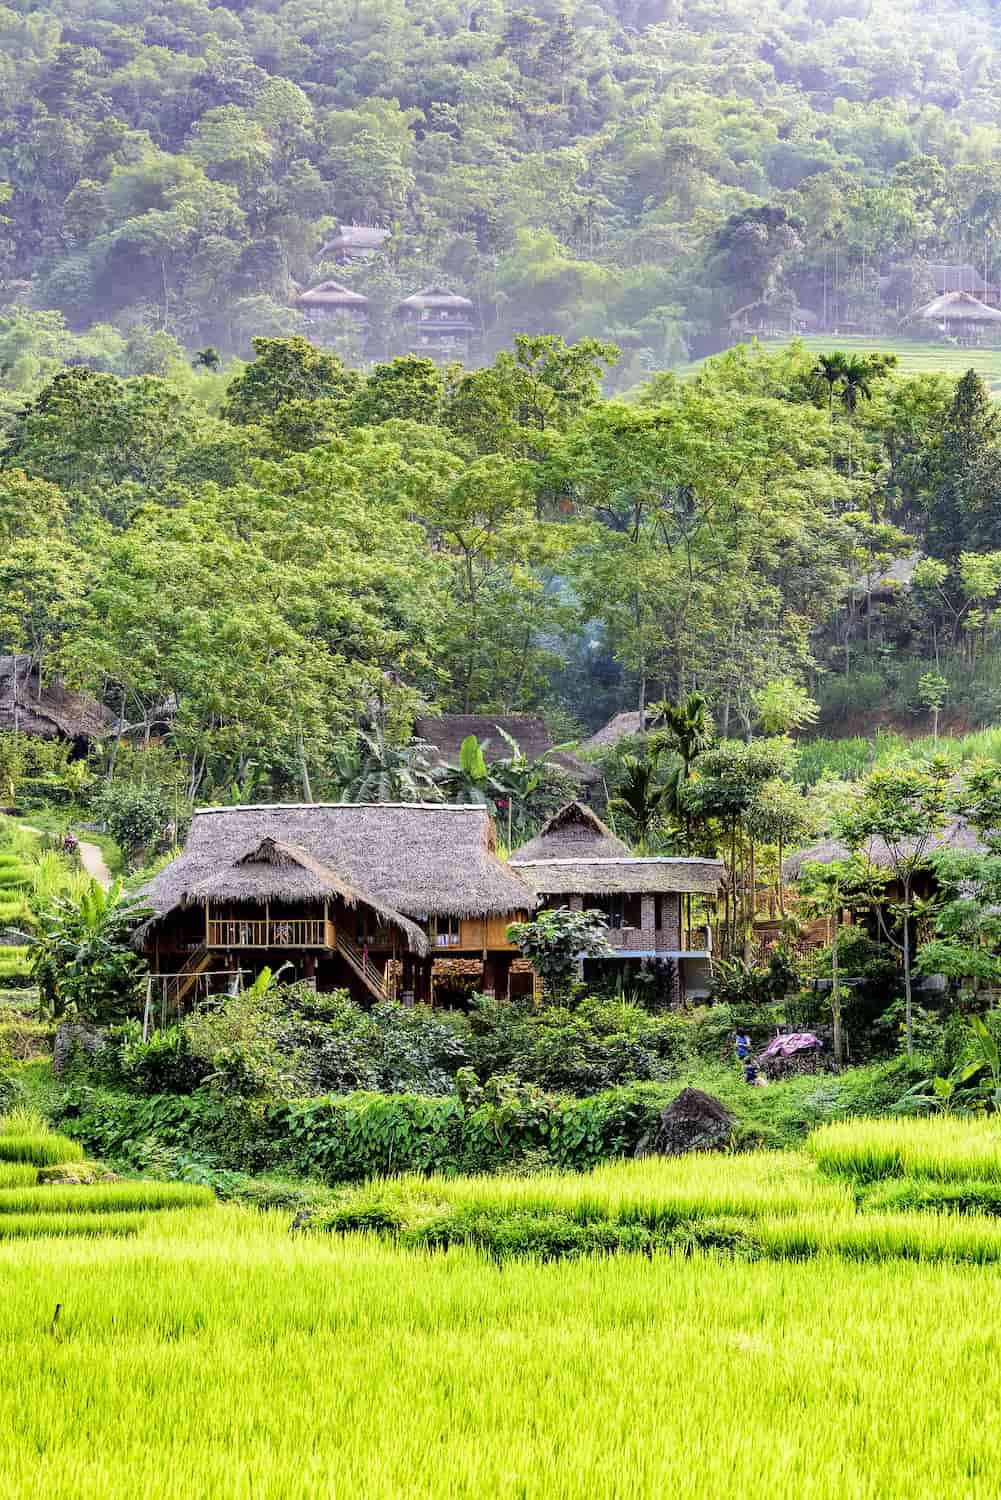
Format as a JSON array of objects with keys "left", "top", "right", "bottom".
[
  {"left": 3, "top": 330, "right": 1001, "bottom": 806},
  {"left": 5, "top": 0, "right": 1001, "bottom": 375}
]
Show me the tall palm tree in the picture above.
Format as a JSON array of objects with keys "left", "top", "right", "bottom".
[
  {"left": 838, "top": 355, "right": 875, "bottom": 481},
  {"left": 811, "top": 351, "right": 848, "bottom": 470}
]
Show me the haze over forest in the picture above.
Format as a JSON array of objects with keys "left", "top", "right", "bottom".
[{"left": 3, "top": 0, "right": 1001, "bottom": 376}]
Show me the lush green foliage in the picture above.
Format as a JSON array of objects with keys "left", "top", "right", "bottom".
[{"left": 29, "top": 880, "right": 149, "bottom": 1021}]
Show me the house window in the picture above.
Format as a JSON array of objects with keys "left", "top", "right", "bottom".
[
  {"left": 655, "top": 895, "right": 662, "bottom": 932},
  {"left": 594, "top": 894, "right": 633, "bottom": 929},
  {"left": 432, "top": 915, "right": 461, "bottom": 947}
]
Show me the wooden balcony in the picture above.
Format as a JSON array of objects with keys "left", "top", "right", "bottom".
[{"left": 207, "top": 917, "right": 334, "bottom": 950}]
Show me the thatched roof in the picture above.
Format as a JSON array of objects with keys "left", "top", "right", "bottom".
[
  {"left": 138, "top": 803, "right": 531, "bottom": 930},
  {"left": 510, "top": 856, "right": 726, "bottom": 897},
  {"left": 578, "top": 711, "right": 650, "bottom": 754},
  {"left": 321, "top": 226, "right": 390, "bottom": 254},
  {"left": 915, "top": 291, "right": 1001, "bottom": 324},
  {"left": 0, "top": 656, "right": 114, "bottom": 742},
  {"left": 512, "top": 802, "right": 631, "bottom": 861},
  {"left": 399, "top": 286, "right": 474, "bottom": 310},
  {"left": 182, "top": 836, "right": 427, "bottom": 952},
  {"left": 295, "top": 280, "right": 369, "bottom": 309},
  {"left": 782, "top": 819, "right": 987, "bottom": 882},
  {"left": 414, "top": 715, "right": 600, "bottom": 786}
]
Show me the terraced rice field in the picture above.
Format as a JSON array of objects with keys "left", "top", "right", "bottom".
[
  {"left": 3, "top": 1115, "right": 1001, "bottom": 1496},
  {"left": 713, "top": 333, "right": 1001, "bottom": 392}
]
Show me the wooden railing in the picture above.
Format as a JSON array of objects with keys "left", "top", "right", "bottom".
[{"left": 207, "top": 918, "right": 331, "bottom": 949}]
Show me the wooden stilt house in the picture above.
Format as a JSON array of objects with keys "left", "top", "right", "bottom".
[{"left": 137, "top": 803, "right": 531, "bottom": 1009}]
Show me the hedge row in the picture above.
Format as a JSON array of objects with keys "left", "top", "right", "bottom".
[{"left": 55, "top": 1082, "right": 682, "bottom": 1181}]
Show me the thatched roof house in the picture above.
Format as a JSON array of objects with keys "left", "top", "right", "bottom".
[
  {"left": 512, "top": 801, "right": 630, "bottom": 861},
  {"left": 578, "top": 711, "right": 650, "bottom": 754},
  {"left": 295, "top": 280, "right": 369, "bottom": 318},
  {"left": 0, "top": 656, "right": 113, "bottom": 744},
  {"left": 782, "top": 819, "right": 986, "bottom": 883},
  {"left": 915, "top": 291, "right": 1001, "bottom": 326},
  {"left": 139, "top": 803, "right": 531, "bottom": 934},
  {"left": 414, "top": 715, "right": 600, "bottom": 789}
]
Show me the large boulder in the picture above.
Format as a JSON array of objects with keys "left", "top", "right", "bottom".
[
  {"left": 645, "top": 1087, "right": 736, "bottom": 1157},
  {"left": 52, "top": 1022, "right": 105, "bottom": 1079}
]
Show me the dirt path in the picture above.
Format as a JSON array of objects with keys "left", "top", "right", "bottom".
[{"left": 21, "top": 825, "right": 112, "bottom": 890}]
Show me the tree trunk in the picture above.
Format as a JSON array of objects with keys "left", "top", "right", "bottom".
[{"left": 744, "top": 838, "right": 755, "bottom": 962}]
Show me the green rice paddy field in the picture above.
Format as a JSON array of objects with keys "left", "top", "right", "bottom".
[
  {"left": 705, "top": 334, "right": 1001, "bottom": 392},
  {"left": 5, "top": 1115, "right": 1001, "bottom": 1497}
]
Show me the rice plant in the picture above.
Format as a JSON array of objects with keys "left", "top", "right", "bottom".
[
  {"left": 0, "top": 1134, "right": 85, "bottom": 1166},
  {"left": 0, "top": 1182, "right": 214, "bottom": 1215},
  {"left": 4, "top": 1211, "right": 1001, "bottom": 1498},
  {"left": 808, "top": 1116, "right": 1001, "bottom": 1183},
  {"left": 0, "top": 1164, "right": 37, "bottom": 1188},
  {"left": 0, "top": 1211, "right": 146, "bottom": 1240}
]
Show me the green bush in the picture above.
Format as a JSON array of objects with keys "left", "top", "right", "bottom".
[{"left": 91, "top": 782, "right": 174, "bottom": 861}]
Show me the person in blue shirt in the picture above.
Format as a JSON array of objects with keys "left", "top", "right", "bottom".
[{"left": 735, "top": 1032, "right": 751, "bottom": 1062}]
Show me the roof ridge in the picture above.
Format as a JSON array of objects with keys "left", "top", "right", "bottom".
[
  {"left": 509, "top": 856, "right": 725, "bottom": 866},
  {"left": 193, "top": 802, "right": 491, "bottom": 815}
]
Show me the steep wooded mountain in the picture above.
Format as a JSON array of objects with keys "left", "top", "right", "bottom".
[{"left": 4, "top": 0, "right": 1001, "bottom": 375}]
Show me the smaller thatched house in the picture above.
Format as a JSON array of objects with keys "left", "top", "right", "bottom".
[
  {"left": 295, "top": 280, "right": 369, "bottom": 324},
  {"left": 782, "top": 819, "right": 986, "bottom": 886},
  {"left": 578, "top": 711, "right": 651, "bottom": 755},
  {"left": 414, "top": 714, "right": 600, "bottom": 795},
  {"left": 915, "top": 291, "right": 1001, "bottom": 340},
  {"left": 510, "top": 802, "right": 725, "bottom": 1000},
  {"left": 397, "top": 287, "right": 475, "bottom": 359},
  {"left": 783, "top": 820, "right": 988, "bottom": 955},
  {"left": 0, "top": 656, "right": 114, "bottom": 747}
]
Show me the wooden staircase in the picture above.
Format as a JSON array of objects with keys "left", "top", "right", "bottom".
[
  {"left": 162, "top": 945, "right": 212, "bottom": 1010},
  {"left": 336, "top": 932, "right": 393, "bottom": 1002}
]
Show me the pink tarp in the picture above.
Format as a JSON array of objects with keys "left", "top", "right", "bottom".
[{"left": 760, "top": 1032, "right": 822, "bottom": 1059}]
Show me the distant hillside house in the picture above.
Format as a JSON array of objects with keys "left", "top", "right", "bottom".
[
  {"left": 397, "top": 287, "right": 475, "bottom": 360},
  {"left": 915, "top": 291, "right": 1001, "bottom": 341},
  {"left": 510, "top": 802, "right": 725, "bottom": 1001},
  {"left": 294, "top": 280, "right": 369, "bottom": 332},
  {"left": 320, "top": 225, "right": 391, "bottom": 264},
  {"left": 414, "top": 714, "right": 600, "bottom": 795},
  {"left": 0, "top": 656, "right": 114, "bottom": 750}
]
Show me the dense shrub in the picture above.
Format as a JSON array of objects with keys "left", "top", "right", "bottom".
[
  {"left": 461, "top": 995, "right": 692, "bottom": 1093},
  {"left": 53, "top": 1057, "right": 931, "bottom": 1181},
  {"left": 183, "top": 985, "right": 470, "bottom": 1099}
]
